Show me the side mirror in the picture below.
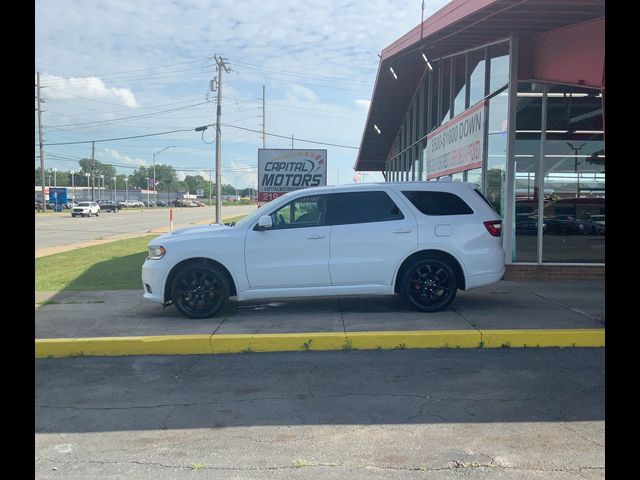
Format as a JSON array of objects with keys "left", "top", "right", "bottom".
[{"left": 255, "top": 215, "right": 273, "bottom": 231}]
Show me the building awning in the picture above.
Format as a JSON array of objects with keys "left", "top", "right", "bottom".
[{"left": 355, "top": 0, "right": 605, "bottom": 172}]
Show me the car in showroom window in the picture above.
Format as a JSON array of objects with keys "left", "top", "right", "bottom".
[{"left": 142, "top": 182, "right": 505, "bottom": 318}]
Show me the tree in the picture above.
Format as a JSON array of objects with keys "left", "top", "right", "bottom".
[
  {"left": 78, "top": 158, "right": 117, "bottom": 180},
  {"left": 184, "top": 175, "right": 206, "bottom": 193}
]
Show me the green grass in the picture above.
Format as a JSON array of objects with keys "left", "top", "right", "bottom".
[
  {"left": 35, "top": 213, "right": 248, "bottom": 292},
  {"left": 35, "top": 235, "right": 155, "bottom": 292}
]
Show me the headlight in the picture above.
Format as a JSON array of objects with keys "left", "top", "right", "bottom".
[{"left": 147, "top": 245, "right": 166, "bottom": 260}]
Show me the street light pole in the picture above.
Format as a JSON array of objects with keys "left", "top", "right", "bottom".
[
  {"left": 152, "top": 145, "right": 175, "bottom": 207},
  {"left": 85, "top": 173, "right": 90, "bottom": 200},
  {"left": 146, "top": 177, "right": 150, "bottom": 205},
  {"left": 124, "top": 177, "right": 128, "bottom": 204},
  {"left": 53, "top": 168, "right": 57, "bottom": 187},
  {"left": 567, "top": 142, "right": 586, "bottom": 198},
  {"left": 113, "top": 177, "right": 116, "bottom": 201}
]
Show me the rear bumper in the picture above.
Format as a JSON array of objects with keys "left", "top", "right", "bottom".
[{"left": 465, "top": 269, "right": 505, "bottom": 290}]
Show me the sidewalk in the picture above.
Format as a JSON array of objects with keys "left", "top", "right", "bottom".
[{"left": 35, "top": 279, "right": 604, "bottom": 356}]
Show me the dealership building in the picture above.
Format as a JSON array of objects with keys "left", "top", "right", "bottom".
[{"left": 355, "top": 0, "right": 604, "bottom": 277}]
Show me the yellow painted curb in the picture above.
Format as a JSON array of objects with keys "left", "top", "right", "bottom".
[
  {"left": 346, "top": 330, "right": 482, "bottom": 350},
  {"left": 35, "top": 329, "right": 604, "bottom": 358},
  {"left": 36, "top": 335, "right": 214, "bottom": 358},
  {"left": 481, "top": 329, "right": 605, "bottom": 348}
]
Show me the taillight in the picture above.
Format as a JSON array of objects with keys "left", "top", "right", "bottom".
[{"left": 484, "top": 220, "right": 502, "bottom": 237}]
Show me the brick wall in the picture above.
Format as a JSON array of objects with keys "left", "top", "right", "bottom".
[{"left": 504, "top": 264, "right": 605, "bottom": 280}]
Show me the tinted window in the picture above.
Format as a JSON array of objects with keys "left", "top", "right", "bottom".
[
  {"left": 268, "top": 195, "right": 327, "bottom": 229},
  {"left": 327, "top": 191, "right": 404, "bottom": 226},
  {"left": 402, "top": 191, "right": 473, "bottom": 215}
]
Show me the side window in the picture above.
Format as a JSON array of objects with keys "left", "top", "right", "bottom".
[
  {"left": 402, "top": 191, "right": 474, "bottom": 215},
  {"left": 326, "top": 191, "right": 405, "bottom": 226},
  {"left": 268, "top": 195, "right": 327, "bottom": 229}
]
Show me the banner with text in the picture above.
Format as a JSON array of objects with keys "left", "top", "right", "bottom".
[
  {"left": 258, "top": 149, "right": 327, "bottom": 202},
  {"left": 425, "top": 101, "right": 486, "bottom": 180}
]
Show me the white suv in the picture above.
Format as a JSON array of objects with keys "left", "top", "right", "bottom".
[
  {"left": 142, "top": 182, "right": 505, "bottom": 318},
  {"left": 71, "top": 201, "right": 100, "bottom": 217}
]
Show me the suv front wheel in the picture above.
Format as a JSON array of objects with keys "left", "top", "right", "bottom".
[
  {"left": 400, "top": 258, "right": 458, "bottom": 312},
  {"left": 172, "top": 264, "right": 230, "bottom": 318}
]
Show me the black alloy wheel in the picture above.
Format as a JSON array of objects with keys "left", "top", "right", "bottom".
[
  {"left": 401, "top": 259, "right": 458, "bottom": 312},
  {"left": 172, "top": 264, "right": 229, "bottom": 319}
]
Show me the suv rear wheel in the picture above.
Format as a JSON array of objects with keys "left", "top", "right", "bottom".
[{"left": 401, "top": 258, "right": 457, "bottom": 312}]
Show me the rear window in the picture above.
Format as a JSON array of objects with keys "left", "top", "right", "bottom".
[
  {"left": 402, "top": 191, "right": 473, "bottom": 216},
  {"left": 326, "top": 191, "right": 404, "bottom": 225}
]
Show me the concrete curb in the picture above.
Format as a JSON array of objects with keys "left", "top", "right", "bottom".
[{"left": 35, "top": 329, "right": 605, "bottom": 358}]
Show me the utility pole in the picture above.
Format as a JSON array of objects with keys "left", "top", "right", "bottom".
[
  {"left": 91, "top": 141, "right": 96, "bottom": 201},
  {"left": 213, "top": 54, "right": 231, "bottom": 224},
  {"left": 209, "top": 169, "right": 212, "bottom": 207},
  {"left": 36, "top": 72, "right": 47, "bottom": 210},
  {"left": 291, "top": 134, "right": 294, "bottom": 149},
  {"left": 262, "top": 85, "right": 266, "bottom": 148}
]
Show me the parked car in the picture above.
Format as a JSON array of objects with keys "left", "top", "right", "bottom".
[
  {"left": 35, "top": 200, "right": 44, "bottom": 211},
  {"left": 583, "top": 214, "right": 605, "bottom": 235},
  {"left": 71, "top": 201, "right": 100, "bottom": 217},
  {"left": 142, "top": 181, "right": 505, "bottom": 319},
  {"left": 98, "top": 200, "right": 120, "bottom": 213},
  {"left": 156, "top": 201, "right": 166, "bottom": 207},
  {"left": 545, "top": 215, "right": 583, "bottom": 235}
]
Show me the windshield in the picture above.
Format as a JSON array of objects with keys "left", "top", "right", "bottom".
[{"left": 78, "top": 202, "right": 90, "bottom": 206}]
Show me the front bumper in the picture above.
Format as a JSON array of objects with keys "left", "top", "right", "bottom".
[{"left": 141, "top": 257, "right": 170, "bottom": 303}]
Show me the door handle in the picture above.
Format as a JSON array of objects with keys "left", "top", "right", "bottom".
[
  {"left": 307, "top": 234, "right": 326, "bottom": 239},
  {"left": 392, "top": 229, "right": 412, "bottom": 234}
]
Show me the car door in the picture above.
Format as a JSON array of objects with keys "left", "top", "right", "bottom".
[
  {"left": 244, "top": 194, "right": 331, "bottom": 289},
  {"left": 327, "top": 189, "right": 417, "bottom": 286}
]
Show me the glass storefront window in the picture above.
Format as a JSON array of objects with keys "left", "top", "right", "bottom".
[
  {"left": 488, "top": 42, "right": 509, "bottom": 94},
  {"left": 486, "top": 88, "right": 509, "bottom": 216},
  {"left": 453, "top": 54, "right": 466, "bottom": 117},
  {"left": 439, "top": 57, "right": 451, "bottom": 126},
  {"left": 513, "top": 82, "right": 544, "bottom": 262},
  {"left": 430, "top": 61, "right": 440, "bottom": 132},
  {"left": 468, "top": 48, "right": 485, "bottom": 106},
  {"left": 466, "top": 167, "right": 482, "bottom": 187},
  {"left": 542, "top": 85, "right": 604, "bottom": 263}
]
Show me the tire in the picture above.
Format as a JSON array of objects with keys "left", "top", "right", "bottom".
[
  {"left": 96, "top": 210, "right": 99, "bottom": 216},
  {"left": 400, "top": 258, "right": 458, "bottom": 312},
  {"left": 71, "top": 214, "right": 76, "bottom": 218},
  {"left": 172, "top": 263, "right": 230, "bottom": 319},
  {"left": 88, "top": 211, "right": 92, "bottom": 217}
]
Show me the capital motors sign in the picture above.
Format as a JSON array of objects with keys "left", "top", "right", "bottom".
[{"left": 258, "top": 149, "right": 327, "bottom": 202}]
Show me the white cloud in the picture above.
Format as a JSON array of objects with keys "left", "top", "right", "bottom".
[
  {"left": 104, "top": 148, "right": 146, "bottom": 166},
  {"left": 355, "top": 99, "right": 371, "bottom": 109},
  {"left": 43, "top": 75, "right": 139, "bottom": 107}
]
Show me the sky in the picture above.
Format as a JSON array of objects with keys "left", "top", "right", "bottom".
[{"left": 36, "top": 0, "right": 451, "bottom": 190}]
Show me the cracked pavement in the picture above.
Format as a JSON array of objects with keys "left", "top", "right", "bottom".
[{"left": 35, "top": 348, "right": 604, "bottom": 479}]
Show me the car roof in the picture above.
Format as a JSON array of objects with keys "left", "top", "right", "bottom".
[{"left": 286, "top": 180, "right": 479, "bottom": 196}]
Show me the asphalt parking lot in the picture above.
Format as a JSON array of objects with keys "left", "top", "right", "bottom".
[{"left": 35, "top": 348, "right": 605, "bottom": 479}]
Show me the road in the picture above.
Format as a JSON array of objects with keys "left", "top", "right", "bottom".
[
  {"left": 35, "top": 205, "right": 257, "bottom": 251},
  {"left": 35, "top": 348, "right": 604, "bottom": 479}
]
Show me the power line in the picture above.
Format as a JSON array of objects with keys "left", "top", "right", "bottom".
[
  {"left": 45, "top": 101, "right": 210, "bottom": 129},
  {"left": 41, "top": 129, "right": 194, "bottom": 146},
  {"left": 221, "top": 124, "right": 358, "bottom": 149}
]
